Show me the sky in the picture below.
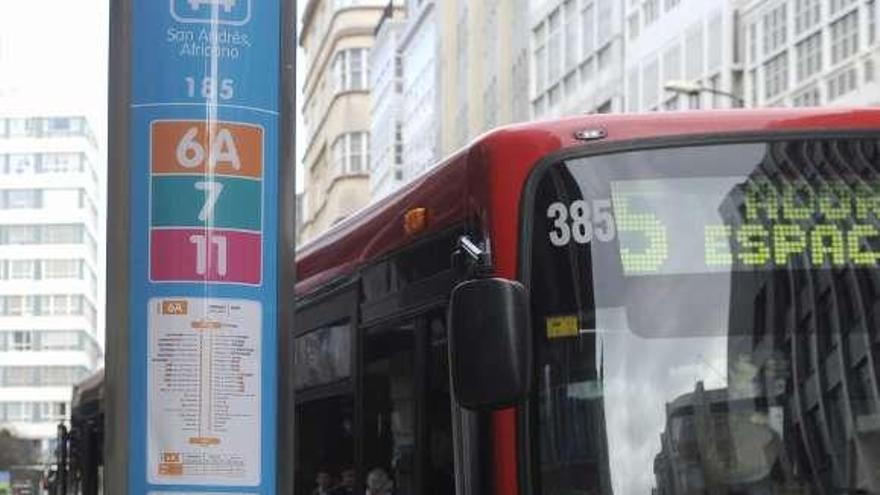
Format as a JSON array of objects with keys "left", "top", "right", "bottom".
[{"left": 0, "top": 0, "right": 307, "bottom": 191}]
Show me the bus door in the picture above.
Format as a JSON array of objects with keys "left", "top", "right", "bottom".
[
  {"left": 360, "top": 310, "right": 455, "bottom": 495},
  {"left": 292, "top": 284, "right": 358, "bottom": 495}
]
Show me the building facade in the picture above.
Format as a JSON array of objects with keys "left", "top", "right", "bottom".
[
  {"left": 742, "top": 0, "right": 880, "bottom": 108},
  {"left": 400, "top": 0, "right": 441, "bottom": 182},
  {"left": 299, "top": 0, "right": 390, "bottom": 243},
  {"left": 0, "top": 115, "right": 102, "bottom": 459},
  {"left": 530, "top": 0, "right": 625, "bottom": 118},
  {"left": 369, "top": 4, "right": 406, "bottom": 200},
  {"left": 437, "top": 0, "right": 532, "bottom": 153},
  {"left": 625, "top": 0, "right": 743, "bottom": 112}
]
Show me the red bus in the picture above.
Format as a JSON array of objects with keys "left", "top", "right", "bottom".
[{"left": 289, "top": 109, "right": 880, "bottom": 495}]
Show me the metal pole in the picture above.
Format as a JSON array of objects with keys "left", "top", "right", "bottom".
[
  {"left": 277, "top": 0, "right": 298, "bottom": 493},
  {"left": 105, "top": 0, "right": 132, "bottom": 493}
]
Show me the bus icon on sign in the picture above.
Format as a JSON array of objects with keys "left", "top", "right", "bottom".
[{"left": 171, "top": 0, "right": 251, "bottom": 26}]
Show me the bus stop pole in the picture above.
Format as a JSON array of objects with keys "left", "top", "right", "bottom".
[
  {"left": 278, "top": 1, "right": 299, "bottom": 493},
  {"left": 105, "top": 0, "right": 132, "bottom": 492}
]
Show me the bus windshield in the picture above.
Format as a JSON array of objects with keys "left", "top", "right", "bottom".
[{"left": 526, "top": 138, "right": 880, "bottom": 495}]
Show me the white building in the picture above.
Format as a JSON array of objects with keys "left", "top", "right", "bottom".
[
  {"left": 0, "top": 114, "right": 102, "bottom": 459},
  {"left": 742, "top": 0, "right": 880, "bottom": 108},
  {"left": 530, "top": 0, "right": 626, "bottom": 118},
  {"left": 400, "top": 0, "right": 441, "bottom": 181},
  {"left": 370, "top": 5, "right": 406, "bottom": 201},
  {"left": 624, "top": 0, "right": 743, "bottom": 112}
]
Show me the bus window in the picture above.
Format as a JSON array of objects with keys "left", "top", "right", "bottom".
[
  {"left": 295, "top": 396, "right": 354, "bottom": 495},
  {"left": 363, "top": 322, "right": 416, "bottom": 495}
]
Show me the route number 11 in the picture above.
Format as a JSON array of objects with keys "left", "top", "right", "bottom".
[{"left": 189, "top": 234, "right": 228, "bottom": 277}]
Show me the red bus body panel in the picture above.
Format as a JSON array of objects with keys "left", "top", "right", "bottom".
[{"left": 294, "top": 109, "right": 880, "bottom": 494}]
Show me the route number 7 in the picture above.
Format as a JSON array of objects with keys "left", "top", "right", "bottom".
[{"left": 194, "top": 181, "right": 224, "bottom": 222}]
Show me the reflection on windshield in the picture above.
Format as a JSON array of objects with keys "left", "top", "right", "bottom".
[{"left": 528, "top": 139, "right": 880, "bottom": 495}]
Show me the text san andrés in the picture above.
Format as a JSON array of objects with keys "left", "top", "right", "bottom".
[{"left": 167, "top": 26, "right": 253, "bottom": 61}]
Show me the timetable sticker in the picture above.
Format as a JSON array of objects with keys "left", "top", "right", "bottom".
[{"left": 147, "top": 297, "right": 261, "bottom": 486}]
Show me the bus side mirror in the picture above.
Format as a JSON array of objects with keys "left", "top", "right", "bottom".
[{"left": 448, "top": 278, "right": 532, "bottom": 410}]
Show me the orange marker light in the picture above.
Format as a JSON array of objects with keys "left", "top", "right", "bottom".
[{"left": 404, "top": 208, "right": 428, "bottom": 235}]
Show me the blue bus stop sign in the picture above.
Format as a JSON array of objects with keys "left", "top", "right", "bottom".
[{"left": 115, "top": 0, "right": 283, "bottom": 493}]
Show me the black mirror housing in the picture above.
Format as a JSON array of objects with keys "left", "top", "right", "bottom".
[{"left": 448, "top": 278, "right": 532, "bottom": 410}]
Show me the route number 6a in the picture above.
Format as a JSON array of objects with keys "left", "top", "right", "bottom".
[
  {"left": 176, "top": 126, "right": 242, "bottom": 171},
  {"left": 547, "top": 200, "right": 617, "bottom": 247}
]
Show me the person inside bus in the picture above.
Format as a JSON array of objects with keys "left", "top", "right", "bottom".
[
  {"left": 331, "top": 467, "right": 356, "bottom": 495},
  {"left": 365, "top": 468, "right": 395, "bottom": 495},
  {"left": 311, "top": 470, "right": 335, "bottom": 495}
]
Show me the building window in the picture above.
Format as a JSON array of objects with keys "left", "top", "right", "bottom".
[
  {"left": 663, "top": 45, "right": 682, "bottom": 83},
  {"left": 10, "top": 261, "right": 35, "bottom": 280},
  {"left": 831, "top": 11, "right": 859, "bottom": 65},
  {"left": 534, "top": 23, "right": 547, "bottom": 94},
  {"left": 829, "top": 0, "right": 858, "bottom": 16},
  {"left": 866, "top": 58, "right": 876, "bottom": 82},
  {"left": 564, "top": 0, "right": 579, "bottom": 70},
  {"left": 627, "top": 67, "right": 640, "bottom": 111},
  {"left": 1, "top": 190, "right": 42, "bottom": 209},
  {"left": 642, "top": 57, "right": 660, "bottom": 109},
  {"left": 39, "top": 153, "right": 84, "bottom": 174},
  {"left": 795, "top": 0, "right": 821, "bottom": 34},
  {"left": 43, "top": 225, "right": 84, "bottom": 244},
  {"left": 581, "top": 2, "right": 595, "bottom": 56},
  {"left": 628, "top": 12, "right": 640, "bottom": 40},
  {"left": 41, "top": 331, "right": 82, "bottom": 351},
  {"left": 332, "top": 132, "right": 370, "bottom": 176},
  {"left": 764, "top": 51, "right": 789, "bottom": 99},
  {"left": 532, "top": 95, "right": 546, "bottom": 118},
  {"left": 12, "top": 332, "right": 33, "bottom": 351},
  {"left": 707, "top": 14, "right": 723, "bottom": 72},
  {"left": 792, "top": 85, "right": 821, "bottom": 106},
  {"left": 664, "top": 0, "right": 681, "bottom": 11},
  {"left": 827, "top": 65, "right": 859, "bottom": 99},
  {"left": 597, "top": 0, "right": 613, "bottom": 43},
  {"left": 4, "top": 402, "right": 32, "bottom": 421},
  {"left": 796, "top": 32, "right": 823, "bottom": 81},
  {"left": 43, "top": 260, "right": 81, "bottom": 279},
  {"left": 763, "top": 4, "right": 788, "bottom": 55},
  {"left": 869, "top": 0, "right": 877, "bottom": 44},
  {"left": 548, "top": 9, "right": 562, "bottom": 84},
  {"left": 580, "top": 57, "right": 595, "bottom": 83},
  {"left": 333, "top": 48, "right": 370, "bottom": 92},
  {"left": 709, "top": 74, "right": 722, "bottom": 108},
  {"left": 598, "top": 44, "right": 614, "bottom": 71},
  {"left": 749, "top": 23, "right": 758, "bottom": 64},
  {"left": 685, "top": 23, "right": 704, "bottom": 80},
  {"left": 643, "top": 0, "right": 659, "bottom": 26}
]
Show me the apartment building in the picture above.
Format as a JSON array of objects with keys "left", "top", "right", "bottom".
[
  {"left": 299, "top": 0, "right": 390, "bottom": 243},
  {"left": 742, "top": 0, "right": 880, "bottom": 107},
  {"left": 0, "top": 115, "right": 102, "bottom": 459},
  {"left": 625, "top": 0, "right": 743, "bottom": 112}
]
